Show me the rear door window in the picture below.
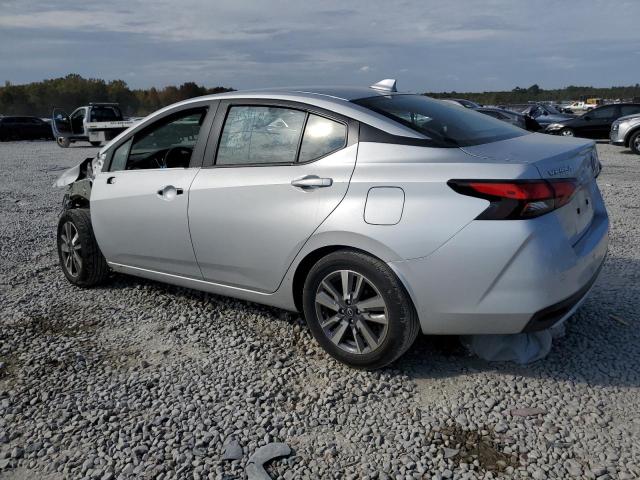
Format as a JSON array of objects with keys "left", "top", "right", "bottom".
[
  {"left": 216, "top": 106, "right": 306, "bottom": 165},
  {"left": 620, "top": 105, "right": 640, "bottom": 116}
]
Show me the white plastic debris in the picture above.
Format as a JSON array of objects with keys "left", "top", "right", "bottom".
[{"left": 462, "top": 322, "right": 565, "bottom": 364}]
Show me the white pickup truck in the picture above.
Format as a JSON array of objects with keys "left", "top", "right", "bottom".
[{"left": 51, "top": 103, "right": 140, "bottom": 148}]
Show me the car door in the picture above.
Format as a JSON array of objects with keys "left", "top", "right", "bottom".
[
  {"left": 90, "top": 104, "right": 215, "bottom": 278},
  {"left": 580, "top": 105, "right": 619, "bottom": 138},
  {"left": 188, "top": 100, "right": 358, "bottom": 292}
]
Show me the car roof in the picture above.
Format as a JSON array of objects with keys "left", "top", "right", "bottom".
[{"left": 113, "top": 85, "right": 431, "bottom": 146}]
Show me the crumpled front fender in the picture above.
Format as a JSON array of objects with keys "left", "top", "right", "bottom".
[{"left": 53, "top": 154, "right": 104, "bottom": 188}]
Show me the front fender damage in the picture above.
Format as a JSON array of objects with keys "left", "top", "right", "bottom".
[{"left": 54, "top": 154, "right": 105, "bottom": 208}]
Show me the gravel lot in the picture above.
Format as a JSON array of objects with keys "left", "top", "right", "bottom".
[{"left": 1, "top": 140, "right": 639, "bottom": 480}]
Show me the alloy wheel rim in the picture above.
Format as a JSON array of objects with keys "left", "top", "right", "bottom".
[
  {"left": 634, "top": 136, "right": 640, "bottom": 151},
  {"left": 314, "top": 270, "right": 389, "bottom": 355},
  {"left": 60, "top": 221, "right": 82, "bottom": 277},
  {"left": 561, "top": 129, "right": 574, "bottom": 136}
]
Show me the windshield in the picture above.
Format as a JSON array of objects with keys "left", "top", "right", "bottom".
[
  {"left": 354, "top": 95, "right": 527, "bottom": 147},
  {"left": 90, "top": 106, "right": 122, "bottom": 122},
  {"left": 543, "top": 105, "right": 561, "bottom": 115}
]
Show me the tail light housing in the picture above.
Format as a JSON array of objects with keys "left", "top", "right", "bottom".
[{"left": 448, "top": 179, "right": 578, "bottom": 220}]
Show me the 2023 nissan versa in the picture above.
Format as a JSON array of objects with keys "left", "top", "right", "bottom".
[{"left": 55, "top": 80, "right": 609, "bottom": 369}]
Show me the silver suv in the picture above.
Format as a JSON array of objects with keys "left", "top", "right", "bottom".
[
  {"left": 610, "top": 113, "right": 640, "bottom": 154},
  {"left": 56, "top": 80, "right": 608, "bottom": 369}
]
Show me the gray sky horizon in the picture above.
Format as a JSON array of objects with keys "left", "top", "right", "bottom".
[{"left": 1, "top": 0, "right": 639, "bottom": 92}]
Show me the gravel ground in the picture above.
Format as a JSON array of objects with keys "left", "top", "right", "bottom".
[{"left": 0, "top": 140, "right": 639, "bottom": 480}]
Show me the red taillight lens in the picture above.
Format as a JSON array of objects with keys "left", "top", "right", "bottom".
[{"left": 448, "top": 179, "right": 577, "bottom": 220}]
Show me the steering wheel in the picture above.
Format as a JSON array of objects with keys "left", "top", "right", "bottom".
[{"left": 159, "top": 146, "right": 192, "bottom": 168}]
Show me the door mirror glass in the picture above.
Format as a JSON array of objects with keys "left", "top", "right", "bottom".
[
  {"left": 216, "top": 106, "right": 305, "bottom": 165},
  {"left": 298, "top": 114, "right": 347, "bottom": 162}
]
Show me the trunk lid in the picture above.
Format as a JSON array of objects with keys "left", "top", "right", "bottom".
[{"left": 460, "top": 133, "right": 600, "bottom": 245}]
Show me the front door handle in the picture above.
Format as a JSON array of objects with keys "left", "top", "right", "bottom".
[
  {"left": 106, "top": 176, "right": 116, "bottom": 184},
  {"left": 291, "top": 175, "right": 333, "bottom": 189},
  {"left": 157, "top": 185, "right": 184, "bottom": 201}
]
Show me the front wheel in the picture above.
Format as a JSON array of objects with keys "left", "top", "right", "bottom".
[
  {"left": 57, "top": 136, "right": 71, "bottom": 148},
  {"left": 629, "top": 131, "right": 640, "bottom": 155},
  {"left": 57, "top": 209, "right": 109, "bottom": 287},
  {"left": 302, "top": 250, "right": 419, "bottom": 369},
  {"left": 560, "top": 128, "right": 575, "bottom": 137}
]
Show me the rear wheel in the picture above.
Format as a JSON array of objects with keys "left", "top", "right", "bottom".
[
  {"left": 629, "top": 131, "right": 640, "bottom": 155},
  {"left": 302, "top": 250, "right": 419, "bottom": 369},
  {"left": 57, "top": 209, "right": 109, "bottom": 287},
  {"left": 560, "top": 128, "right": 575, "bottom": 137}
]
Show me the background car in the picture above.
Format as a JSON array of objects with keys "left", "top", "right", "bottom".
[
  {"left": 55, "top": 81, "right": 608, "bottom": 369},
  {"left": 476, "top": 107, "right": 541, "bottom": 131},
  {"left": 610, "top": 113, "right": 640, "bottom": 154},
  {"left": 440, "top": 98, "right": 482, "bottom": 109},
  {"left": 520, "top": 104, "right": 574, "bottom": 129},
  {"left": 0, "top": 116, "right": 54, "bottom": 141},
  {"left": 545, "top": 103, "right": 640, "bottom": 138}
]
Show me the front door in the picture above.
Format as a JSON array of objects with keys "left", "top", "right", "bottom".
[
  {"left": 91, "top": 107, "right": 211, "bottom": 278},
  {"left": 52, "top": 108, "right": 71, "bottom": 137},
  {"left": 188, "top": 102, "right": 358, "bottom": 292}
]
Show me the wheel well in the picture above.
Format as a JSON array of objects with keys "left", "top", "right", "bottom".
[
  {"left": 292, "top": 246, "right": 346, "bottom": 313},
  {"left": 292, "top": 245, "right": 395, "bottom": 314},
  {"left": 626, "top": 126, "right": 640, "bottom": 147}
]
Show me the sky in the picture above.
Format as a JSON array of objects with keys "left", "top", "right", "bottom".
[{"left": 1, "top": 0, "right": 639, "bottom": 92}]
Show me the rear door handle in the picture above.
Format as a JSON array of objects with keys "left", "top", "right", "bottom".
[{"left": 291, "top": 175, "right": 333, "bottom": 189}]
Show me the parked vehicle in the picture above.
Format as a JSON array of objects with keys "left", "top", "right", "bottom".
[
  {"left": 52, "top": 103, "right": 139, "bottom": 148},
  {"left": 545, "top": 103, "right": 640, "bottom": 138},
  {"left": 520, "top": 104, "right": 574, "bottom": 129},
  {"left": 440, "top": 98, "right": 482, "bottom": 109},
  {"left": 55, "top": 80, "right": 608, "bottom": 369},
  {"left": 563, "top": 100, "right": 599, "bottom": 113},
  {"left": 610, "top": 113, "right": 640, "bottom": 154},
  {"left": 0, "top": 116, "right": 54, "bottom": 141},
  {"left": 475, "top": 107, "right": 541, "bottom": 131}
]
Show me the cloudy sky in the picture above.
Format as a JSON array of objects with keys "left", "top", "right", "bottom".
[{"left": 1, "top": 0, "right": 639, "bottom": 92}]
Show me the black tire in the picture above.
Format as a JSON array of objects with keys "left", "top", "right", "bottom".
[
  {"left": 57, "top": 209, "right": 109, "bottom": 287},
  {"left": 629, "top": 131, "right": 640, "bottom": 155},
  {"left": 302, "top": 250, "right": 419, "bottom": 369},
  {"left": 57, "top": 136, "right": 70, "bottom": 148},
  {"left": 560, "top": 128, "right": 575, "bottom": 137},
  {"left": 90, "top": 141, "right": 102, "bottom": 147}
]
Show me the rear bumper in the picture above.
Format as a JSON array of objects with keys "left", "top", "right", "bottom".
[
  {"left": 389, "top": 191, "right": 609, "bottom": 335},
  {"left": 522, "top": 257, "right": 604, "bottom": 332}
]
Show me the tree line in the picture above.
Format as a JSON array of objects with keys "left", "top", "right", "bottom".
[
  {"left": 2, "top": 75, "right": 640, "bottom": 118},
  {"left": 0, "top": 74, "right": 233, "bottom": 117},
  {"left": 428, "top": 83, "right": 640, "bottom": 106}
]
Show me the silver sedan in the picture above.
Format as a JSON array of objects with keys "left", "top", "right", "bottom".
[{"left": 56, "top": 80, "right": 609, "bottom": 369}]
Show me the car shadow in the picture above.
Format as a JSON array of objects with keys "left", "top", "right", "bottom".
[{"left": 98, "top": 255, "right": 638, "bottom": 388}]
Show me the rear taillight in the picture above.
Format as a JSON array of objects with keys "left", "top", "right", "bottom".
[{"left": 448, "top": 179, "right": 577, "bottom": 220}]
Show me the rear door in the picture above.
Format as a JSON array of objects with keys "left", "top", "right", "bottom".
[
  {"left": 91, "top": 103, "right": 216, "bottom": 278},
  {"left": 581, "top": 105, "right": 619, "bottom": 138},
  {"left": 188, "top": 100, "right": 358, "bottom": 292}
]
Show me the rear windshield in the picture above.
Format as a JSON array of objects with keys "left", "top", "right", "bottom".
[
  {"left": 353, "top": 94, "right": 527, "bottom": 147},
  {"left": 90, "top": 106, "right": 122, "bottom": 122}
]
